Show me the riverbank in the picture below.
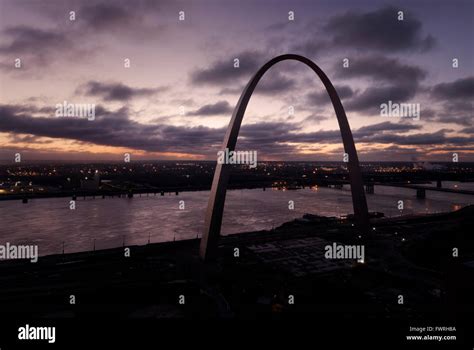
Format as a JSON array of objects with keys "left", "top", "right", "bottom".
[
  {"left": 0, "top": 206, "right": 473, "bottom": 322},
  {"left": 3, "top": 185, "right": 474, "bottom": 258}
]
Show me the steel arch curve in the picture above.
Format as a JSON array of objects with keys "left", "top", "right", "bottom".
[{"left": 200, "top": 54, "right": 369, "bottom": 261}]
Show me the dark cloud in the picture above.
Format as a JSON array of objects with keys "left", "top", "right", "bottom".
[
  {"left": 423, "top": 109, "right": 472, "bottom": 127},
  {"left": 255, "top": 72, "right": 296, "bottom": 94},
  {"left": 80, "top": 3, "right": 133, "bottom": 30},
  {"left": 239, "top": 121, "right": 407, "bottom": 145},
  {"left": 240, "top": 121, "right": 472, "bottom": 148},
  {"left": 0, "top": 26, "right": 69, "bottom": 54},
  {"left": 188, "top": 101, "right": 232, "bottom": 116},
  {"left": 307, "top": 85, "right": 354, "bottom": 105},
  {"left": 78, "top": 81, "right": 166, "bottom": 101},
  {"left": 334, "top": 55, "right": 426, "bottom": 83},
  {"left": 1, "top": 104, "right": 472, "bottom": 159},
  {"left": 237, "top": 121, "right": 468, "bottom": 148},
  {"left": 0, "top": 1, "right": 171, "bottom": 75},
  {"left": 461, "top": 127, "right": 474, "bottom": 135},
  {"left": 355, "top": 121, "right": 421, "bottom": 137},
  {"left": 191, "top": 51, "right": 266, "bottom": 86},
  {"left": 332, "top": 56, "right": 426, "bottom": 112},
  {"left": 0, "top": 25, "right": 73, "bottom": 70},
  {"left": 351, "top": 123, "right": 472, "bottom": 146},
  {"left": 361, "top": 130, "right": 473, "bottom": 146},
  {"left": 0, "top": 104, "right": 55, "bottom": 116},
  {"left": 423, "top": 77, "right": 474, "bottom": 125},
  {"left": 240, "top": 122, "right": 303, "bottom": 143},
  {"left": 237, "top": 122, "right": 307, "bottom": 157},
  {"left": 69, "top": 1, "right": 168, "bottom": 34},
  {"left": 194, "top": 52, "right": 297, "bottom": 96},
  {"left": 219, "top": 86, "right": 245, "bottom": 95},
  {"left": 298, "top": 114, "right": 330, "bottom": 125},
  {"left": 431, "top": 77, "right": 474, "bottom": 100},
  {"left": 345, "top": 85, "right": 418, "bottom": 112},
  {"left": 0, "top": 104, "right": 223, "bottom": 155},
  {"left": 346, "top": 122, "right": 472, "bottom": 146},
  {"left": 325, "top": 6, "right": 435, "bottom": 52},
  {"left": 290, "top": 40, "right": 330, "bottom": 57}
]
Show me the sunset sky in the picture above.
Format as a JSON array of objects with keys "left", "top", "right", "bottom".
[{"left": 0, "top": 0, "right": 473, "bottom": 162}]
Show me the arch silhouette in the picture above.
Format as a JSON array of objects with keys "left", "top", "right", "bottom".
[{"left": 200, "top": 54, "right": 369, "bottom": 261}]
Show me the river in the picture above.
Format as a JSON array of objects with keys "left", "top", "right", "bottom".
[{"left": 1, "top": 181, "right": 472, "bottom": 256}]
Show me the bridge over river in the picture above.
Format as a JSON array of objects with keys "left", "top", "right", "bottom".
[
  {"left": 374, "top": 183, "right": 474, "bottom": 198},
  {"left": 324, "top": 179, "right": 474, "bottom": 198}
]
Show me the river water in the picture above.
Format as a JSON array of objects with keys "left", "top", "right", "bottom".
[{"left": 1, "top": 181, "right": 472, "bottom": 256}]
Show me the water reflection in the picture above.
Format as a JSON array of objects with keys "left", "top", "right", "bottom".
[{"left": 0, "top": 184, "right": 472, "bottom": 256}]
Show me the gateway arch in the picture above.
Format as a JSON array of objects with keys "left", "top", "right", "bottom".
[{"left": 200, "top": 54, "right": 369, "bottom": 261}]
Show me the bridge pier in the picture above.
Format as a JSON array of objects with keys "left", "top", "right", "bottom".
[
  {"left": 437, "top": 180, "right": 442, "bottom": 188},
  {"left": 416, "top": 188, "right": 426, "bottom": 199}
]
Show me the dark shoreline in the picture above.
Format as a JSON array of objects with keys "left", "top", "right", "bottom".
[
  {"left": 0, "top": 207, "right": 473, "bottom": 321},
  {"left": 2, "top": 179, "right": 474, "bottom": 202}
]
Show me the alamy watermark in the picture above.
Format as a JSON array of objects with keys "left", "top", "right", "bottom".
[
  {"left": 380, "top": 100, "right": 420, "bottom": 121},
  {"left": 217, "top": 148, "right": 257, "bottom": 168},
  {"left": 0, "top": 242, "right": 38, "bottom": 263},
  {"left": 325, "top": 243, "right": 365, "bottom": 262},
  {"left": 55, "top": 100, "right": 95, "bottom": 121},
  {"left": 18, "top": 324, "right": 55, "bottom": 343}
]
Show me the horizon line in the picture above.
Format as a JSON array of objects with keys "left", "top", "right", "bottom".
[{"left": 0, "top": 159, "right": 472, "bottom": 164}]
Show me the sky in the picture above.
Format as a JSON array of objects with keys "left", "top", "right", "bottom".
[{"left": 0, "top": 0, "right": 473, "bottom": 162}]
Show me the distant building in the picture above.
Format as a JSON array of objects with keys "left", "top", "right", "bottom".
[{"left": 413, "top": 162, "right": 446, "bottom": 171}]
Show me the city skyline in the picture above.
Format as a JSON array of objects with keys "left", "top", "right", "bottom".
[{"left": 0, "top": 0, "right": 473, "bottom": 162}]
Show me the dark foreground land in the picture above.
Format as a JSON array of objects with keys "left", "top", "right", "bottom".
[{"left": 1, "top": 207, "right": 474, "bottom": 345}]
